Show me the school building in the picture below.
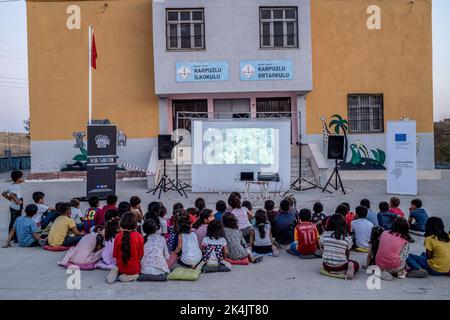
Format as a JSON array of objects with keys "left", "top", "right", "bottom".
[{"left": 27, "top": 0, "right": 435, "bottom": 182}]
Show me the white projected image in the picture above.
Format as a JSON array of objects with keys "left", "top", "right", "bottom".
[{"left": 203, "top": 128, "right": 276, "bottom": 165}]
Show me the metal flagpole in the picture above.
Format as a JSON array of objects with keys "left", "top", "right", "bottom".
[{"left": 88, "top": 25, "right": 93, "bottom": 125}]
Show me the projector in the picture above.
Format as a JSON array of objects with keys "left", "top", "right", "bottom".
[{"left": 257, "top": 172, "right": 280, "bottom": 182}]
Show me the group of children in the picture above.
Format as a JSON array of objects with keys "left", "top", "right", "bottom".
[{"left": 2, "top": 170, "right": 450, "bottom": 282}]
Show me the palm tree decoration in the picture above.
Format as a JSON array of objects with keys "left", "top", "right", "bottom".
[{"left": 329, "top": 114, "right": 349, "bottom": 163}]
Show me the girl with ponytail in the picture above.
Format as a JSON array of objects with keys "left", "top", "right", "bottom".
[
  {"left": 250, "top": 210, "right": 278, "bottom": 256},
  {"left": 106, "top": 212, "right": 144, "bottom": 284},
  {"left": 192, "top": 209, "right": 215, "bottom": 244}
]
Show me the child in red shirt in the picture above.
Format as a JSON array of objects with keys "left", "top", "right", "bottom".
[
  {"left": 389, "top": 197, "right": 405, "bottom": 217},
  {"left": 95, "top": 195, "right": 118, "bottom": 226},
  {"left": 288, "top": 209, "right": 321, "bottom": 258},
  {"left": 107, "top": 212, "right": 144, "bottom": 283}
]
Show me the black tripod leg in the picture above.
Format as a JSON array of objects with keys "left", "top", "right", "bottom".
[
  {"left": 168, "top": 178, "right": 183, "bottom": 197},
  {"left": 322, "top": 168, "right": 336, "bottom": 193},
  {"left": 336, "top": 169, "right": 346, "bottom": 194}
]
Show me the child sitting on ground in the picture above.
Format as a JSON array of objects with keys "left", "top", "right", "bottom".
[
  {"left": 360, "top": 199, "right": 379, "bottom": 227},
  {"left": 215, "top": 200, "right": 226, "bottom": 221},
  {"left": 389, "top": 197, "right": 405, "bottom": 217},
  {"left": 95, "top": 195, "right": 118, "bottom": 226},
  {"left": 193, "top": 209, "right": 215, "bottom": 245},
  {"left": 107, "top": 212, "right": 144, "bottom": 283},
  {"left": 264, "top": 200, "right": 278, "bottom": 229},
  {"left": 84, "top": 196, "right": 100, "bottom": 233},
  {"left": 173, "top": 214, "right": 202, "bottom": 269},
  {"left": 201, "top": 220, "right": 231, "bottom": 272},
  {"left": 130, "top": 196, "right": 144, "bottom": 224},
  {"left": 408, "top": 199, "right": 429, "bottom": 233},
  {"left": 374, "top": 217, "right": 412, "bottom": 280},
  {"left": 167, "top": 208, "right": 184, "bottom": 252},
  {"left": 187, "top": 207, "right": 200, "bottom": 226},
  {"left": 273, "top": 199, "right": 297, "bottom": 246},
  {"left": 311, "top": 202, "right": 327, "bottom": 235},
  {"left": 341, "top": 202, "right": 355, "bottom": 232},
  {"left": 139, "top": 219, "right": 170, "bottom": 281},
  {"left": 288, "top": 208, "right": 320, "bottom": 258},
  {"left": 320, "top": 214, "right": 358, "bottom": 279},
  {"left": 350, "top": 206, "right": 374, "bottom": 250},
  {"left": 377, "top": 201, "right": 398, "bottom": 231},
  {"left": 242, "top": 200, "right": 255, "bottom": 225},
  {"left": 48, "top": 202, "right": 84, "bottom": 247},
  {"left": 158, "top": 202, "right": 169, "bottom": 237},
  {"left": 118, "top": 202, "right": 131, "bottom": 217},
  {"left": 250, "top": 210, "right": 279, "bottom": 257},
  {"left": 70, "top": 198, "right": 83, "bottom": 230},
  {"left": 145, "top": 202, "right": 163, "bottom": 235},
  {"left": 58, "top": 226, "right": 104, "bottom": 268},
  {"left": 95, "top": 216, "right": 119, "bottom": 270},
  {"left": 228, "top": 193, "right": 253, "bottom": 243},
  {"left": 32, "top": 191, "right": 57, "bottom": 229},
  {"left": 406, "top": 217, "right": 450, "bottom": 278},
  {"left": 195, "top": 198, "right": 206, "bottom": 213},
  {"left": 3, "top": 204, "right": 42, "bottom": 248},
  {"left": 222, "top": 212, "right": 263, "bottom": 263}
]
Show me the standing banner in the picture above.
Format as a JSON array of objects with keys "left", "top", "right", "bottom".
[
  {"left": 386, "top": 121, "right": 417, "bottom": 195},
  {"left": 86, "top": 124, "right": 117, "bottom": 199}
]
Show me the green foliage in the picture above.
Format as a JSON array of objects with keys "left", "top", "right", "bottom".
[{"left": 72, "top": 148, "right": 88, "bottom": 162}]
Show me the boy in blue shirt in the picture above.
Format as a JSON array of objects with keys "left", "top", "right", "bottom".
[
  {"left": 214, "top": 200, "right": 226, "bottom": 221},
  {"left": 360, "top": 199, "right": 379, "bottom": 227},
  {"left": 3, "top": 204, "right": 42, "bottom": 248},
  {"left": 408, "top": 199, "right": 429, "bottom": 232},
  {"left": 377, "top": 201, "right": 398, "bottom": 231}
]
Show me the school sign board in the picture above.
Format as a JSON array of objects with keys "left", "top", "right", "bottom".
[
  {"left": 386, "top": 121, "right": 417, "bottom": 195},
  {"left": 176, "top": 61, "right": 229, "bottom": 82},
  {"left": 240, "top": 60, "right": 293, "bottom": 81},
  {"left": 86, "top": 124, "right": 117, "bottom": 200}
]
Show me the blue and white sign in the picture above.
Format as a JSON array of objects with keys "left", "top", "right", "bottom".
[
  {"left": 240, "top": 60, "right": 293, "bottom": 81},
  {"left": 386, "top": 121, "right": 417, "bottom": 195},
  {"left": 176, "top": 61, "right": 229, "bottom": 82}
]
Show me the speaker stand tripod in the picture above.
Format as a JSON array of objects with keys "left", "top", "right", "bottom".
[
  {"left": 147, "top": 160, "right": 184, "bottom": 199},
  {"left": 283, "top": 142, "right": 330, "bottom": 198},
  {"left": 322, "top": 159, "right": 346, "bottom": 194}
]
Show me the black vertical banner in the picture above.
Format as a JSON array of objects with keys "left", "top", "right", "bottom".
[{"left": 86, "top": 124, "right": 117, "bottom": 200}]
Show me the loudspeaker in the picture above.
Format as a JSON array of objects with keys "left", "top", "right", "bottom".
[
  {"left": 327, "top": 135, "right": 345, "bottom": 160},
  {"left": 158, "top": 135, "right": 174, "bottom": 160}
]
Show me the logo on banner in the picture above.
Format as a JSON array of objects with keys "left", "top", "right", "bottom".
[
  {"left": 178, "top": 66, "right": 192, "bottom": 80},
  {"left": 95, "top": 135, "right": 110, "bottom": 149},
  {"left": 395, "top": 134, "right": 407, "bottom": 142},
  {"left": 241, "top": 64, "right": 256, "bottom": 79}
]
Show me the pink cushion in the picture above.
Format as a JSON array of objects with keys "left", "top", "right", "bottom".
[
  {"left": 225, "top": 257, "right": 250, "bottom": 265},
  {"left": 43, "top": 245, "right": 70, "bottom": 252}
]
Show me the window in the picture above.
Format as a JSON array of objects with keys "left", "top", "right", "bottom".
[
  {"left": 260, "top": 7, "right": 298, "bottom": 48},
  {"left": 172, "top": 100, "right": 208, "bottom": 131},
  {"left": 166, "top": 9, "right": 205, "bottom": 50},
  {"left": 214, "top": 99, "right": 251, "bottom": 119},
  {"left": 348, "top": 94, "right": 384, "bottom": 133}
]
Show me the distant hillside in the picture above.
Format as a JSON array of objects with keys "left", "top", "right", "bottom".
[{"left": 435, "top": 120, "right": 450, "bottom": 164}]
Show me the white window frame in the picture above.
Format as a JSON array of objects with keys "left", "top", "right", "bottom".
[
  {"left": 166, "top": 8, "right": 205, "bottom": 50},
  {"left": 260, "top": 7, "right": 299, "bottom": 49}
]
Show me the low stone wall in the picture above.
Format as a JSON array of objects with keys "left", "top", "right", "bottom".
[{"left": 27, "top": 170, "right": 146, "bottom": 181}]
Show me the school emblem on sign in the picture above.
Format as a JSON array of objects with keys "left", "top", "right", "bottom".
[
  {"left": 241, "top": 64, "right": 255, "bottom": 79},
  {"left": 95, "top": 135, "right": 110, "bottom": 149},
  {"left": 177, "top": 66, "right": 192, "bottom": 80}
]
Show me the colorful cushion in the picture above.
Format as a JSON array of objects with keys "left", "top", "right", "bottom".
[
  {"left": 167, "top": 267, "right": 201, "bottom": 281},
  {"left": 43, "top": 245, "right": 70, "bottom": 252},
  {"left": 355, "top": 247, "right": 369, "bottom": 253},
  {"left": 320, "top": 269, "right": 346, "bottom": 279},
  {"left": 225, "top": 257, "right": 250, "bottom": 265}
]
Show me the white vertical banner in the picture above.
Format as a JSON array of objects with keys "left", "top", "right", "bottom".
[{"left": 386, "top": 121, "right": 417, "bottom": 195}]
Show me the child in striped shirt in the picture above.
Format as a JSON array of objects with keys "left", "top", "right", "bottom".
[{"left": 320, "top": 214, "right": 359, "bottom": 279}]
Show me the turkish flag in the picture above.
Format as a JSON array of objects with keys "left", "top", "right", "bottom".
[{"left": 91, "top": 33, "right": 97, "bottom": 70}]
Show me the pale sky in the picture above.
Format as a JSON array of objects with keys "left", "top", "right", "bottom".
[{"left": 0, "top": 0, "right": 449, "bottom": 133}]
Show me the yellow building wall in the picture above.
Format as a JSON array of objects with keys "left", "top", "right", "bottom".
[
  {"left": 27, "top": 0, "right": 159, "bottom": 141},
  {"left": 307, "top": 0, "right": 433, "bottom": 134}
]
